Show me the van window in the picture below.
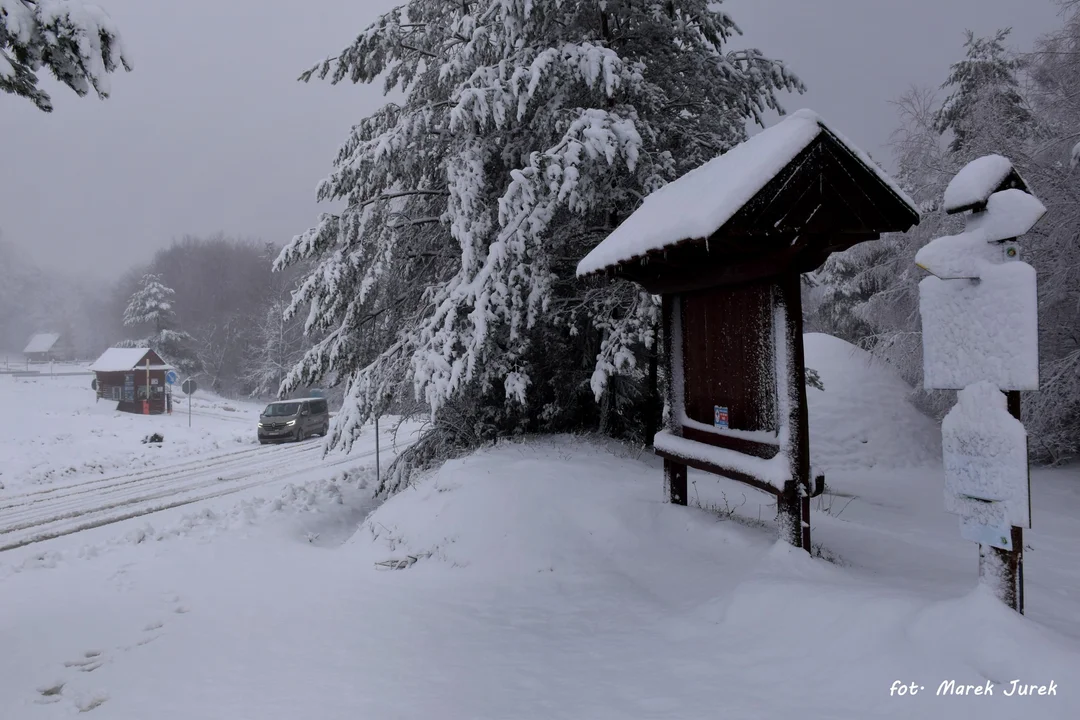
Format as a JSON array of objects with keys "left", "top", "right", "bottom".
[
  {"left": 264, "top": 402, "right": 300, "bottom": 417},
  {"left": 311, "top": 400, "right": 327, "bottom": 414}
]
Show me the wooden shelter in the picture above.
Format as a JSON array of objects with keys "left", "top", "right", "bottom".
[
  {"left": 577, "top": 109, "right": 920, "bottom": 552},
  {"left": 90, "top": 348, "right": 174, "bottom": 415}
]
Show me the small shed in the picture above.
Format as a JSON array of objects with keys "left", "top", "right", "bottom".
[
  {"left": 90, "top": 348, "right": 174, "bottom": 415},
  {"left": 577, "top": 109, "right": 920, "bottom": 551},
  {"left": 23, "top": 333, "right": 73, "bottom": 362}
]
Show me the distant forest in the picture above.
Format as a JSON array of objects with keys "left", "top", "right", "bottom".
[{"left": 0, "top": 234, "right": 314, "bottom": 400}]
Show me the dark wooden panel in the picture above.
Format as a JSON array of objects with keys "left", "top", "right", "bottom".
[
  {"left": 680, "top": 279, "right": 777, "bottom": 433},
  {"left": 654, "top": 446, "right": 780, "bottom": 498},
  {"left": 681, "top": 426, "right": 779, "bottom": 459}
]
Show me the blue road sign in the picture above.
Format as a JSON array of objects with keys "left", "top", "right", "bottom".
[{"left": 165, "top": 370, "right": 179, "bottom": 385}]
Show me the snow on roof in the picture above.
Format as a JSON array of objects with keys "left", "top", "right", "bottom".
[
  {"left": 89, "top": 347, "right": 171, "bottom": 372},
  {"left": 23, "top": 333, "right": 60, "bottom": 354},
  {"left": 943, "top": 155, "right": 1016, "bottom": 214},
  {"left": 576, "top": 109, "right": 916, "bottom": 277}
]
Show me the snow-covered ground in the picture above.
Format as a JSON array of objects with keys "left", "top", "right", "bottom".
[{"left": 1, "top": 337, "right": 1078, "bottom": 719}]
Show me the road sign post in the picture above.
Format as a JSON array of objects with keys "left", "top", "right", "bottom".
[{"left": 181, "top": 378, "right": 198, "bottom": 427}]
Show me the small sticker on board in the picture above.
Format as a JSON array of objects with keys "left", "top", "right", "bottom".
[{"left": 714, "top": 405, "right": 729, "bottom": 429}]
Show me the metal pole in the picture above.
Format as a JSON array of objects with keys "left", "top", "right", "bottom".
[
  {"left": 145, "top": 358, "right": 151, "bottom": 415},
  {"left": 375, "top": 415, "right": 380, "bottom": 487},
  {"left": 188, "top": 392, "right": 192, "bottom": 428}
]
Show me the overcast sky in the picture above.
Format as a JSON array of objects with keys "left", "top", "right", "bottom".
[{"left": 0, "top": 0, "right": 1063, "bottom": 280}]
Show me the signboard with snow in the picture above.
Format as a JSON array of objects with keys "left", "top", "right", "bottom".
[
  {"left": 942, "top": 382, "right": 1030, "bottom": 531},
  {"left": 916, "top": 183, "right": 1044, "bottom": 391},
  {"left": 574, "top": 108, "right": 920, "bottom": 552},
  {"left": 960, "top": 514, "right": 1013, "bottom": 551}
]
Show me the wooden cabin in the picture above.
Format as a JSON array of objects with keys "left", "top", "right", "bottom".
[
  {"left": 23, "top": 333, "right": 74, "bottom": 362},
  {"left": 90, "top": 348, "right": 174, "bottom": 415}
]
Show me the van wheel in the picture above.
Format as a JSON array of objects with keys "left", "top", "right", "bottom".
[
  {"left": 321, "top": 423, "right": 329, "bottom": 436},
  {"left": 296, "top": 428, "right": 305, "bottom": 443}
]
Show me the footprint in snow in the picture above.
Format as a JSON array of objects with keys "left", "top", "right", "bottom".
[
  {"left": 63, "top": 650, "right": 105, "bottom": 673},
  {"left": 74, "top": 690, "right": 109, "bottom": 713},
  {"left": 34, "top": 681, "right": 65, "bottom": 704}
]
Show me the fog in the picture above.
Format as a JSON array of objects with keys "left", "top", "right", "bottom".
[{"left": 0, "top": 0, "right": 1060, "bottom": 278}]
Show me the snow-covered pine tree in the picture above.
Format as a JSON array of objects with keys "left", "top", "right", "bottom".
[
  {"left": 934, "top": 29, "right": 1033, "bottom": 154},
  {"left": 277, "top": 0, "right": 802, "bottom": 487},
  {"left": 1, "top": 0, "right": 132, "bottom": 112},
  {"left": 119, "top": 274, "right": 200, "bottom": 376}
]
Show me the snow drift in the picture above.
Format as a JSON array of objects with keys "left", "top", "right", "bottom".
[
  {"left": 341, "top": 438, "right": 1079, "bottom": 719},
  {"left": 804, "top": 332, "right": 941, "bottom": 471}
]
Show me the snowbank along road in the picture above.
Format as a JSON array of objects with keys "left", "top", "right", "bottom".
[{"left": 0, "top": 440, "right": 372, "bottom": 552}]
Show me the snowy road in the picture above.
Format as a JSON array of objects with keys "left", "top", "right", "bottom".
[{"left": 0, "top": 440, "right": 373, "bottom": 552}]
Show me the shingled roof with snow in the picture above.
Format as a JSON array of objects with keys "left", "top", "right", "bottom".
[
  {"left": 23, "top": 333, "right": 60, "bottom": 354},
  {"left": 577, "top": 109, "right": 918, "bottom": 278}
]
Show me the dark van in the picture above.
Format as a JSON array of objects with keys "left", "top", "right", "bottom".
[{"left": 257, "top": 397, "right": 330, "bottom": 444}]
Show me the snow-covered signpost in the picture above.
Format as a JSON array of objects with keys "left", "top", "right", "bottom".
[{"left": 915, "top": 154, "right": 1044, "bottom": 613}]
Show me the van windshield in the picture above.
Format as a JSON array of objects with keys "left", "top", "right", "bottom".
[{"left": 263, "top": 402, "right": 300, "bottom": 417}]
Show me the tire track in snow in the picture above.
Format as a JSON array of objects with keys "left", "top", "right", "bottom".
[
  {"left": 0, "top": 442, "right": 288, "bottom": 505},
  {"left": 0, "top": 444, "right": 323, "bottom": 531},
  {"left": 0, "top": 447, "right": 380, "bottom": 552}
]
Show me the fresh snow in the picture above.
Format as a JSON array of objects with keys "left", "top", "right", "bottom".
[
  {"left": 88, "top": 348, "right": 159, "bottom": 373},
  {"left": 577, "top": 108, "right": 916, "bottom": 276},
  {"left": 943, "top": 154, "right": 1017, "bottom": 213},
  {"left": 964, "top": 189, "right": 1047, "bottom": 242},
  {"left": 23, "top": 333, "right": 61, "bottom": 354},
  {"left": 804, "top": 333, "right": 940, "bottom": 471},
  {"left": 654, "top": 429, "right": 792, "bottom": 487},
  {"left": 919, "top": 262, "right": 1039, "bottom": 391},
  {"left": 2, "top": 340, "right": 1080, "bottom": 719},
  {"left": 915, "top": 229, "right": 1002, "bottom": 279},
  {"left": 942, "top": 381, "right": 1030, "bottom": 528}
]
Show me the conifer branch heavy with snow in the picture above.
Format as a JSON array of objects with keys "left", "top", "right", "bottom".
[
  {"left": 277, "top": 0, "right": 803, "bottom": 471},
  {"left": 0, "top": 0, "right": 132, "bottom": 112}
]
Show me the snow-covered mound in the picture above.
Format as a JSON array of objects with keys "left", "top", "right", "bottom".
[
  {"left": 805, "top": 333, "right": 940, "bottom": 471},
  {"left": 349, "top": 438, "right": 753, "bottom": 579},
  {"left": 337, "top": 438, "right": 1080, "bottom": 719}
]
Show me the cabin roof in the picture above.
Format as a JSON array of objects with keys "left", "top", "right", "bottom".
[
  {"left": 89, "top": 347, "right": 173, "bottom": 373},
  {"left": 23, "top": 333, "right": 60, "bottom": 354},
  {"left": 577, "top": 109, "right": 919, "bottom": 279}
]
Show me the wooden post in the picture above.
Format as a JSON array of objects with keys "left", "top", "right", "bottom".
[
  {"left": 144, "top": 358, "right": 151, "bottom": 415},
  {"left": 982, "top": 389, "right": 1025, "bottom": 614},
  {"left": 662, "top": 295, "right": 687, "bottom": 505},
  {"left": 779, "top": 273, "right": 812, "bottom": 553}
]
